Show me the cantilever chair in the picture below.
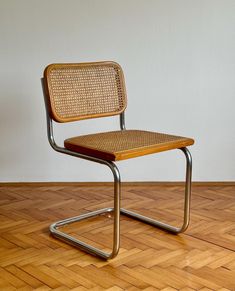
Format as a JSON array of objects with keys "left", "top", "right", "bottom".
[{"left": 41, "top": 61, "right": 194, "bottom": 260}]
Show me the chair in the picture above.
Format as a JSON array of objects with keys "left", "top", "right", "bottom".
[{"left": 41, "top": 61, "right": 194, "bottom": 260}]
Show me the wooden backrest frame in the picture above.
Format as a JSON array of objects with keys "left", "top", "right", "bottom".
[{"left": 43, "top": 61, "right": 127, "bottom": 123}]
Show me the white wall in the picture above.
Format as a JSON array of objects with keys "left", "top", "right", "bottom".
[{"left": 0, "top": 0, "right": 234, "bottom": 182}]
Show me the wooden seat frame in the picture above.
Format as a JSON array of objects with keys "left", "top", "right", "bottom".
[{"left": 41, "top": 63, "right": 192, "bottom": 260}]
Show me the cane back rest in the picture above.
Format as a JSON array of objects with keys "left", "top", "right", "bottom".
[{"left": 43, "top": 61, "right": 127, "bottom": 123}]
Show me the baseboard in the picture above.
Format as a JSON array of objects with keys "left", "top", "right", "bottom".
[{"left": 0, "top": 181, "right": 235, "bottom": 187}]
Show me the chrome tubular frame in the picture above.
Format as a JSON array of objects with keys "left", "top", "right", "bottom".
[
  {"left": 44, "top": 99, "right": 121, "bottom": 260},
  {"left": 120, "top": 147, "right": 192, "bottom": 233},
  {"left": 42, "top": 79, "right": 192, "bottom": 260}
]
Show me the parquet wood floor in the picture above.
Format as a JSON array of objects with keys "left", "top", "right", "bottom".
[{"left": 0, "top": 184, "right": 234, "bottom": 290}]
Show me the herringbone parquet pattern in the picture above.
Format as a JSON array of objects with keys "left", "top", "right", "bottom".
[{"left": 0, "top": 184, "right": 234, "bottom": 290}]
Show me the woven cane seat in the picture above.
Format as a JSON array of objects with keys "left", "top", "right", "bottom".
[{"left": 64, "top": 130, "right": 194, "bottom": 161}]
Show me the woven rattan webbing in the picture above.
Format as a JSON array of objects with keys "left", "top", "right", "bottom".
[
  {"left": 44, "top": 62, "right": 127, "bottom": 122},
  {"left": 65, "top": 130, "right": 194, "bottom": 161}
]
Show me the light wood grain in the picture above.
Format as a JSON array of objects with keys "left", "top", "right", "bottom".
[{"left": 0, "top": 184, "right": 234, "bottom": 290}]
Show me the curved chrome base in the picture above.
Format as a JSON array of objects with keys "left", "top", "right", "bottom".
[
  {"left": 50, "top": 207, "right": 115, "bottom": 260},
  {"left": 42, "top": 80, "right": 193, "bottom": 260},
  {"left": 49, "top": 147, "right": 192, "bottom": 260}
]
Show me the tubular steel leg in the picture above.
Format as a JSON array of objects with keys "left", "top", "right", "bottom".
[
  {"left": 49, "top": 147, "right": 191, "bottom": 260},
  {"left": 49, "top": 147, "right": 192, "bottom": 260},
  {"left": 43, "top": 80, "right": 193, "bottom": 260},
  {"left": 121, "top": 147, "right": 192, "bottom": 233},
  {"left": 50, "top": 162, "right": 121, "bottom": 260},
  {"left": 47, "top": 126, "right": 191, "bottom": 259}
]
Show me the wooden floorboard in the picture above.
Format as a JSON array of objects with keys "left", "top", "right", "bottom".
[{"left": 0, "top": 184, "right": 234, "bottom": 290}]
